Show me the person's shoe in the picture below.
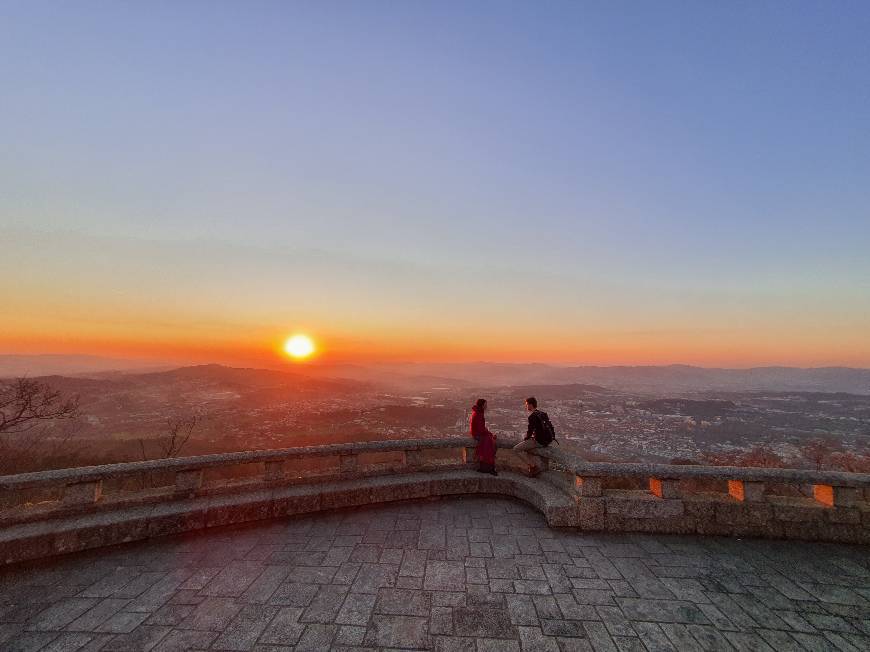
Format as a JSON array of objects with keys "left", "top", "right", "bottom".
[{"left": 488, "top": 469, "right": 499, "bottom": 476}]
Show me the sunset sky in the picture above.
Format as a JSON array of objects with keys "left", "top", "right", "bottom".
[{"left": 2, "top": 2, "right": 869, "bottom": 368}]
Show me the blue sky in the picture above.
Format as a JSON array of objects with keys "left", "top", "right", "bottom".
[{"left": 2, "top": 1, "right": 869, "bottom": 366}]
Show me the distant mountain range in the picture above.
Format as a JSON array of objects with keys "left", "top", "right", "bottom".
[
  {"left": 3, "top": 355, "right": 869, "bottom": 395},
  {"left": 302, "top": 362, "right": 870, "bottom": 394},
  {"left": 0, "top": 354, "right": 177, "bottom": 377}
]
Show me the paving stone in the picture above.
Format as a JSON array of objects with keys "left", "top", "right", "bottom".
[
  {"left": 5, "top": 632, "right": 65, "bottom": 652},
  {"left": 79, "top": 569, "right": 143, "bottom": 598},
  {"left": 399, "top": 549, "right": 429, "bottom": 577},
  {"left": 3, "top": 496, "right": 870, "bottom": 652},
  {"left": 151, "top": 629, "right": 218, "bottom": 652},
  {"left": 351, "top": 563, "right": 397, "bottom": 594},
  {"left": 267, "top": 582, "right": 318, "bottom": 607},
  {"left": 332, "top": 562, "right": 362, "bottom": 585},
  {"left": 616, "top": 597, "right": 709, "bottom": 624},
  {"left": 144, "top": 604, "right": 195, "bottom": 627},
  {"left": 478, "top": 638, "right": 521, "bottom": 651},
  {"left": 300, "top": 584, "right": 348, "bottom": 623},
  {"left": 556, "top": 636, "right": 594, "bottom": 651},
  {"left": 431, "top": 606, "right": 453, "bottom": 635},
  {"left": 756, "top": 628, "right": 804, "bottom": 649},
  {"left": 453, "top": 607, "right": 515, "bottom": 638},
  {"left": 514, "top": 580, "right": 552, "bottom": 595},
  {"left": 571, "top": 589, "right": 614, "bottom": 605},
  {"left": 532, "top": 596, "right": 562, "bottom": 620},
  {"left": 595, "top": 606, "right": 635, "bottom": 637},
  {"left": 179, "top": 597, "right": 241, "bottom": 631},
  {"left": 100, "top": 625, "right": 171, "bottom": 651},
  {"left": 211, "top": 605, "right": 278, "bottom": 650},
  {"left": 295, "top": 623, "right": 337, "bottom": 651},
  {"left": 660, "top": 623, "right": 704, "bottom": 652},
  {"left": 723, "top": 630, "right": 777, "bottom": 651},
  {"left": 336, "top": 593, "right": 376, "bottom": 625},
  {"left": 335, "top": 624, "right": 367, "bottom": 645},
  {"left": 239, "top": 566, "right": 290, "bottom": 604},
  {"left": 506, "top": 595, "right": 539, "bottom": 626},
  {"left": 112, "top": 573, "right": 168, "bottom": 599},
  {"left": 35, "top": 632, "right": 98, "bottom": 652},
  {"left": 364, "top": 614, "right": 430, "bottom": 648},
  {"left": 199, "top": 563, "right": 264, "bottom": 598},
  {"left": 66, "top": 598, "right": 130, "bottom": 631},
  {"left": 517, "top": 625, "right": 560, "bottom": 652},
  {"left": 540, "top": 619, "right": 586, "bottom": 638},
  {"left": 96, "top": 610, "right": 150, "bottom": 634},
  {"left": 178, "top": 568, "right": 220, "bottom": 591},
  {"left": 685, "top": 624, "right": 734, "bottom": 651},
  {"left": 374, "top": 588, "right": 431, "bottom": 616},
  {"left": 426, "top": 561, "right": 467, "bottom": 591},
  {"left": 632, "top": 622, "right": 681, "bottom": 652},
  {"left": 258, "top": 607, "right": 305, "bottom": 645},
  {"left": 434, "top": 635, "right": 476, "bottom": 651}
]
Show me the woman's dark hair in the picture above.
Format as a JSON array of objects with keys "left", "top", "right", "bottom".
[{"left": 473, "top": 398, "right": 487, "bottom": 411}]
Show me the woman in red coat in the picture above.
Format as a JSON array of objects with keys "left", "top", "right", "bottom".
[{"left": 470, "top": 398, "right": 497, "bottom": 475}]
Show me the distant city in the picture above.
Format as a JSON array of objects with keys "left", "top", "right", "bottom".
[{"left": 1, "top": 359, "right": 867, "bottom": 474}]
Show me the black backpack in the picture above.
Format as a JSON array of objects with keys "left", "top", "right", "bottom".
[{"left": 534, "top": 410, "right": 557, "bottom": 447}]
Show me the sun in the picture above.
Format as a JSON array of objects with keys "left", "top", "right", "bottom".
[{"left": 284, "top": 334, "right": 315, "bottom": 359}]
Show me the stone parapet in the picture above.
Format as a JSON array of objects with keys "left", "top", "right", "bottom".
[{"left": 1, "top": 437, "right": 868, "bottom": 566}]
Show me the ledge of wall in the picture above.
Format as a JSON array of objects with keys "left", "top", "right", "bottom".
[{"left": 1, "top": 439, "right": 868, "bottom": 567}]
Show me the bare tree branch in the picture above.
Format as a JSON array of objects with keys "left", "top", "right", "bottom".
[{"left": 0, "top": 378, "right": 80, "bottom": 434}]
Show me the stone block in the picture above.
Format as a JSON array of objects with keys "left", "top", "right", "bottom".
[
  {"left": 152, "top": 502, "right": 208, "bottom": 535},
  {"left": 605, "top": 514, "right": 696, "bottom": 535},
  {"left": 575, "top": 497, "right": 606, "bottom": 531},
  {"left": 0, "top": 532, "right": 54, "bottom": 565},
  {"left": 510, "top": 483, "right": 546, "bottom": 513},
  {"left": 230, "top": 494, "right": 274, "bottom": 524},
  {"left": 575, "top": 476, "right": 602, "bottom": 497},
  {"left": 320, "top": 483, "right": 373, "bottom": 511},
  {"left": 605, "top": 491, "right": 684, "bottom": 519},
  {"left": 682, "top": 495, "right": 718, "bottom": 521},
  {"left": 545, "top": 505, "right": 579, "bottom": 527},
  {"left": 694, "top": 518, "right": 783, "bottom": 539},
  {"left": 264, "top": 460, "right": 286, "bottom": 482},
  {"left": 174, "top": 470, "right": 203, "bottom": 496},
  {"left": 370, "top": 479, "right": 430, "bottom": 503},
  {"left": 105, "top": 511, "right": 152, "bottom": 544},
  {"left": 63, "top": 480, "right": 102, "bottom": 505},
  {"left": 649, "top": 478, "right": 680, "bottom": 499},
  {"left": 727, "top": 480, "right": 765, "bottom": 502},
  {"left": 272, "top": 489, "right": 321, "bottom": 517},
  {"left": 813, "top": 484, "right": 861, "bottom": 507},
  {"left": 431, "top": 476, "right": 480, "bottom": 496},
  {"left": 780, "top": 521, "right": 867, "bottom": 544},
  {"left": 53, "top": 527, "right": 99, "bottom": 556},
  {"left": 715, "top": 502, "right": 773, "bottom": 527},
  {"left": 476, "top": 474, "right": 506, "bottom": 495},
  {"left": 827, "top": 508, "right": 861, "bottom": 524},
  {"left": 771, "top": 498, "right": 827, "bottom": 523}
]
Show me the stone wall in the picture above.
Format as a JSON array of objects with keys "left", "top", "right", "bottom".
[{"left": 0, "top": 438, "right": 867, "bottom": 566}]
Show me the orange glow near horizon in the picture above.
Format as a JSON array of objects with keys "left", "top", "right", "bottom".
[{"left": 3, "top": 323, "right": 870, "bottom": 370}]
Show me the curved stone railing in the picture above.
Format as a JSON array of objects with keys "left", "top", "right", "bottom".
[
  {"left": 534, "top": 445, "right": 870, "bottom": 543},
  {"left": 0, "top": 437, "right": 868, "bottom": 566}
]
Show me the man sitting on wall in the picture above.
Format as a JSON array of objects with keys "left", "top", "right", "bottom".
[{"left": 512, "top": 396, "right": 556, "bottom": 477}]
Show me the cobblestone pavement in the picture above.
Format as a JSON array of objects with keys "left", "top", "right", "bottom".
[{"left": 1, "top": 496, "right": 868, "bottom": 651}]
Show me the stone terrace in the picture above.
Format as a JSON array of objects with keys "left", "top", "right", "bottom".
[{"left": 1, "top": 495, "right": 868, "bottom": 652}]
